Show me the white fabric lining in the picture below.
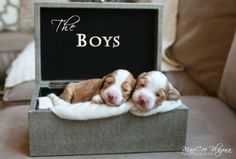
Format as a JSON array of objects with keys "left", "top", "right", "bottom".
[{"left": 38, "top": 93, "right": 183, "bottom": 120}]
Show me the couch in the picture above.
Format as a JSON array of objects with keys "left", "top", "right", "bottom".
[{"left": 0, "top": 0, "right": 236, "bottom": 158}]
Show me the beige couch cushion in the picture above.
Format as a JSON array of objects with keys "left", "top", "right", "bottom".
[
  {"left": 171, "top": 0, "right": 236, "bottom": 96},
  {"left": 0, "top": 32, "right": 33, "bottom": 84},
  {"left": 218, "top": 32, "right": 236, "bottom": 111},
  {"left": 165, "top": 71, "right": 208, "bottom": 96},
  {"left": 0, "top": 32, "right": 33, "bottom": 53},
  {"left": 3, "top": 81, "right": 34, "bottom": 102},
  {"left": 0, "top": 52, "right": 17, "bottom": 84},
  {"left": 181, "top": 96, "right": 236, "bottom": 158}
]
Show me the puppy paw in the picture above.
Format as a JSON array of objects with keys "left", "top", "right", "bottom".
[{"left": 91, "top": 95, "right": 104, "bottom": 104}]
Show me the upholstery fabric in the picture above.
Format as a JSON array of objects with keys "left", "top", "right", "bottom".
[
  {"left": 0, "top": 32, "right": 33, "bottom": 84},
  {"left": 182, "top": 96, "right": 236, "bottom": 159},
  {"left": 171, "top": 0, "right": 236, "bottom": 95},
  {"left": 0, "top": 96, "right": 236, "bottom": 158},
  {"left": 3, "top": 81, "right": 34, "bottom": 102},
  {"left": 218, "top": 32, "right": 236, "bottom": 111},
  {"left": 0, "top": 32, "right": 33, "bottom": 53},
  {"left": 0, "top": 0, "right": 20, "bottom": 31},
  {"left": 0, "top": 52, "right": 16, "bottom": 84},
  {"left": 165, "top": 71, "right": 208, "bottom": 96}
]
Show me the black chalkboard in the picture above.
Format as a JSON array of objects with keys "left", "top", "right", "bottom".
[{"left": 40, "top": 7, "right": 158, "bottom": 80}]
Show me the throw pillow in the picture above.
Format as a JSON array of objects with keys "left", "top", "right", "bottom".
[
  {"left": 170, "top": 0, "right": 236, "bottom": 95},
  {"left": 0, "top": 0, "right": 20, "bottom": 31},
  {"left": 218, "top": 31, "right": 236, "bottom": 111}
]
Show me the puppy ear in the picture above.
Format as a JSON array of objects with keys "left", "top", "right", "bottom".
[
  {"left": 99, "top": 73, "right": 113, "bottom": 88},
  {"left": 99, "top": 75, "right": 107, "bottom": 89},
  {"left": 128, "top": 74, "right": 136, "bottom": 88},
  {"left": 129, "top": 78, "right": 136, "bottom": 91},
  {"left": 137, "top": 72, "right": 147, "bottom": 79},
  {"left": 166, "top": 83, "right": 180, "bottom": 101},
  {"left": 132, "top": 78, "right": 137, "bottom": 88}
]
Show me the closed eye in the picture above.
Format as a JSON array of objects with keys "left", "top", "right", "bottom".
[
  {"left": 122, "top": 83, "right": 132, "bottom": 92},
  {"left": 123, "top": 88, "right": 131, "bottom": 92},
  {"left": 156, "top": 90, "right": 165, "bottom": 98},
  {"left": 139, "top": 83, "right": 145, "bottom": 87},
  {"left": 104, "top": 77, "right": 115, "bottom": 85},
  {"left": 137, "top": 79, "right": 146, "bottom": 87},
  {"left": 156, "top": 92, "right": 160, "bottom": 97}
]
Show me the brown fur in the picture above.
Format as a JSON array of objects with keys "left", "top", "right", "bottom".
[
  {"left": 166, "top": 83, "right": 180, "bottom": 101},
  {"left": 135, "top": 73, "right": 148, "bottom": 90},
  {"left": 100, "top": 72, "right": 116, "bottom": 93},
  {"left": 155, "top": 89, "right": 166, "bottom": 106},
  {"left": 59, "top": 79, "right": 101, "bottom": 103},
  {"left": 121, "top": 74, "right": 136, "bottom": 101}
]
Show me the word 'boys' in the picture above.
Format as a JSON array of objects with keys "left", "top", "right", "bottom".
[{"left": 76, "top": 34, "right": 120, "bottom": 48}]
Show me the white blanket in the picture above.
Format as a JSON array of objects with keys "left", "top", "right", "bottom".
[
  {"left": 5, "top": 41, "right": 35, "bottom": 88},
  {"left": 38, "top": 93, "right": 183, "bottom": 120}
]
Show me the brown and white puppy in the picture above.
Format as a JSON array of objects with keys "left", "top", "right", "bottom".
[
  {"left": 59, "top": 69, "right": 136, "bottom": 106},
  {"left": 132, "top": 71, "right": 180, "bottom": 111}
]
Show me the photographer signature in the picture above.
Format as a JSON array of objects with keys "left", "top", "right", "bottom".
[{"left": 182, "top": 143, "right": 232, "bottom": 157}]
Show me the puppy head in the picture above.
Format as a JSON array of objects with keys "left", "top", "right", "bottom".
[
  {"left": 132, "top": 71, "right": 180, "bottom": 111},
  {"left": 100, "top": 69, "right": 136, "bottom": 106}
]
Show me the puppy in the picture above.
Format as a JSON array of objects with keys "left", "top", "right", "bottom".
[
  {"left": 59, "top": 69, "right": 136, "bottom": 106},
  {"left": 132, "top": 71, "right": 180, "bottom": 111}
]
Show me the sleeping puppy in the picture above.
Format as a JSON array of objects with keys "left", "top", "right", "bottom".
[
  {"left": 59, "top": 69, "right": 136, "bottom": 106},
  {"left": 132, "top": 71, "right": 180, "bottom": 111}
]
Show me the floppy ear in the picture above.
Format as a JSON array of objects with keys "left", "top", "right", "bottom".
[
  {"left": 99, "top": 75, "right": 107, "bottom": 89},
  {"left": 128, "top": 74, "right": 136, "bottom": 88},
  {"left": 132, "top": 78, "right": 137, "bottom": 88},
  {"left": 166, "top": 83, "right": 180, "bottom": 101},
  {"left": 137, "top": 72, "right": 147, "bottom": 79},
  {"left": 99, "top": 73, "right": 113, "bottom": 89}
]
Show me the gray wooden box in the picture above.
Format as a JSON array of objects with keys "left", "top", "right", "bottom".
[{"left": 29, "top": 2, "right": 188, "bottom": 157}]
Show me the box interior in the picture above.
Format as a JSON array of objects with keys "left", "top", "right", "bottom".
[
  {"left": 38, "top": 87, "right": 63, "bottom": 97},
  {"left": 36, "top": 87, "right": 63, "bottom": 109}
]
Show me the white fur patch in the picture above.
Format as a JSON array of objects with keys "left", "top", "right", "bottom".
[
  {"left": 91, "top": 94, "right": 103, "bottom": 104},
  {"left": 102, "top": 69, "right": 130, "bottom": 105},
  {"left": 113, "top": 69, "right": 130, "bottom": 87},
  {"left": 145, "top": 71, "right": 168, "bottom": 92},
  {"left": 132, "top": 71, "right": 169, "bottom": 110}
]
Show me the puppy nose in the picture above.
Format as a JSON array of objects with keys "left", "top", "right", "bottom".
[
  {"left": 107, "top": 93, "right": 114, "bottom": 101},
  {"left": 138, "top": 96, "right": 148, "bottom": 106},
  {"left": 139, "top": 98, "right": 145, "bottom": 105}
]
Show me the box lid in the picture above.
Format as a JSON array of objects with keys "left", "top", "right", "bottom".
[{"left": 35, "top": 2, "right": 163, "bottom": 83}]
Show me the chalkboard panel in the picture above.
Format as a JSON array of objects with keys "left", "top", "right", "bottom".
[{"left": 39, "top": 5, "right": 159, "bottom": 81}]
